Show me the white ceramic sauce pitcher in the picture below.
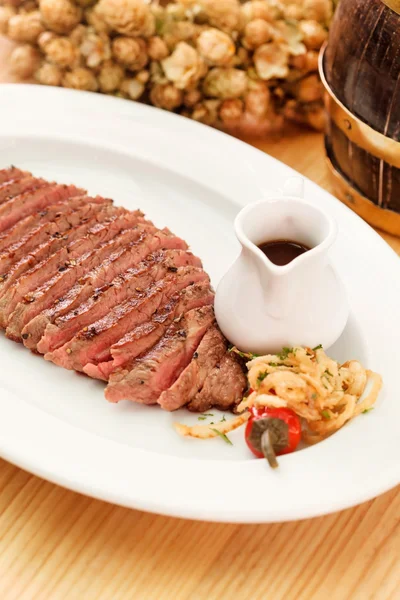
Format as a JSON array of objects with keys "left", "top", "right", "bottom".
[{"left": 214, "top": 177, "right": 349, "bottom": 354}]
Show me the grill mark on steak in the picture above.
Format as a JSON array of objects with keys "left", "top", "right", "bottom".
[
  {"left": 157, "top": 326, "right": 227, "bottom": 411},
  {"left": 0, "top": 183, "right": 85, "bottom": 233},
  {"left": 0, "top": 176, "right": 48, "bottom": 204},
  {"left": 0, "top": 205, "right": 130, "bottom": 327},
  {"left": 46, "top": 267, "right": 209, "bottom": 372},
  {"left": 24, "top": 229, "right": 188, "bottom": 351},
  {"left": 35, "top": 249, "right": 201, "bottom": 354},
  {"left": 0, "top": 167, "right": 247, "bottom": 415},
  {"left": 104, "top": 306, "right": 215, "bottom": 405},
  {"left": 0, "top": 167, "right": 30, "bottom": 185},
  {"left": 187, "top": 353, "right": 247, "bottom": 412},
  {"left": 5, "top": 213, "right": 153, "bottom": 339},
  {"left": 85, "top": 281, "right": 214, "bottom": 381},
  {"left": 0, "top": 196, "right": 111, "bottom": 254},
  {"left": 0, "top": 199, "right": 116, "bottom": 274}
]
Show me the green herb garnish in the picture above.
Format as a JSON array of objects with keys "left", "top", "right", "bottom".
[
  {"left": 362, "top": 407, "right": 374, "bottom": 414},
  {"left": 269, "top": 362, "right": 279, "bottom": 367},
  {"left": 321, "top": 410, "right": 331, "bottom": 419},
  {"left": 277, "top": 347, "right": 293, "bottom": 360},
  {"left": 198, "top": 416, "right": 207, "bottom": 421},
  {"left": 313, "top": 344, "right": 323, "bottom": 351},
  {"left": 324, "top": 369, "right": 333, "bottom": 377},
  {"left": 210, "top": 428, "right": 233, "bottom": 445},
  {"left": 220, "top": 415, "right": 226, "bottom": 422},
  {"left": 201, "top": 413, "right": 214, "bottom": 417},
  {"left": 257, "top": 371, "right": 268, "bottom": 384}
]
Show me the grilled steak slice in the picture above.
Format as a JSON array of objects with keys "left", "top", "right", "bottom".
[
  {"left": 0, "top": 206, "right": 131, "bottom": 327},
  {"left": 0, "top": 207, "right": 129, "bottom": 303},
  {"left": 0, "top": 167, "right": 29, "bottom": 184},
  {"left": 187, "top": 353, "right": 247, "bottom": 412},
  {"left": 0, "top": 196, "right": 110, "bottom": 254},
  {"left": 0, "top": 199, "right": 115, "bottom": 274},
  {"left": 104, "top": 306, "right": 215, "bottom": 405},
  {"left": 157, "top": 326, "right": 227, "bottom": 411},
  {"left": 85, "top": 281, "right": 214, "bottom": 380},
  {"left": 47, "top": 267, "right": 209, "bottom": 372},
  {"left": 24, "top": 230, "right": 190, "bottom": 350},
  {"left": 35, "top": 249, "right": 200, "bottom": 354},
  {"left": 0, "top": 176, "right": 47, "bottom": 204},
  {"left": 5, "top": 214, "right": 153, "bottom": 338},
  {"left": 0, "top": 183, "right": 85, "bottom": 232}
]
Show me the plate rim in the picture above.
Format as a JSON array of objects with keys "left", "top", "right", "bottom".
[{"left": 0, "top": 83, "right": 399, "bottom": 523}]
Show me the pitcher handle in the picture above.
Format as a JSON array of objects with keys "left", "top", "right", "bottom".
[{"left": 282, "top": 176, "right": 304, "bottom": 199}]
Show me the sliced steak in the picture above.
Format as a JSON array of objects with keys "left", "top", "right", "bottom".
[
  {"left": 0, "top": 167, "right": 29, "bottom": 185},
  {"left": 47, "top": 267, "right": 209, "bottom": 372},
  {"left": 0, "top": 206, "right": 130, "bottom": 327},
  {"left": 0, "top": 176, "right": 48, "bottom": 204},
  {"left": 85, "top": 281, "right": 214, "bottom": 380},
  {"left": 23, "top": 229, "right": 190, "bottom": 350},
  {"left": 187, "top": 353, "right": 247, "bottom": 412},
  {"left": 104, "top": 306, "right": 215, "bottom": 405},
  {"left": 157, "top": 326, "right": 227, "bottom": 411},
  {"left": 5, "top": 213, "right": 153, "bottom": 338},
  {"left": 0, "top": 213, "right": 123, "bottom": 303},
  {"left": 0, "top": 196, "right": 110, "bottom": 254},
  {"left": 0, "top": 199, "right": 116, "bottom": 274},
  {"left": 0, "top": 183, "right": 85, "bottom": 233},
  {"left": 36, "top": 249, "right": 200, "bottom": 354}
]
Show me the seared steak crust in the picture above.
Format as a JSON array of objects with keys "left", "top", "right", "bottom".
[
  {"left": 0, "top": 196, "right": 110, "bottom": 254},
  {"left": 105, "top": 306, "right": 215, "bottom": 404},
  {"left": 46, "top": 267, "right": 209, "bottom": 371},
  {"left": 0, "top": 176, "right": 47, "bottom": 204},
  {"left": 85, "top": 281, "right": 214, "bottom": 381},
  {"left": 0, "top": 205, "right": 129, "bottom": 328},
  {"left": 0, "top": 184, "right": 85, "bottom": 232},
  {"left": 0, "top": 168, "right": 246, "bottom": 414},
  {"left": 0, "top": 167, "right": 29, "bottom": 184},
  {"left": 24, "top": 230, "right": 190, "bottom": 351},
  {"left": 187, "top": 353, "right": 247, "bottom": 412},
  {"left": 0, "top": 199, "right": 116, "bottom": 274},
  {"left": 157, "top": 326, "right": 227, "bottom": 411},
  {"left": 5, "top": 213, "right": 154, "bottom": 339},
  {"left": 37, "top": 249, "right": 200, "bottom": 354}
]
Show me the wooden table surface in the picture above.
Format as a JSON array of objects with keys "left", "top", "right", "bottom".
[{"left": 0, "top": 37, "right": 399, "bottom": 600}]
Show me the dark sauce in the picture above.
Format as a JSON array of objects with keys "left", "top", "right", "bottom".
[{"left": 258, "top": 239, "right": 309, "bottom": 266}]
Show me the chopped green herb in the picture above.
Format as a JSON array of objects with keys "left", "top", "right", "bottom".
[
  {"left": 324, "top": 369, "right": 333, "bottom": 377},
  {"left": 257, "top": 371, "right": 268, "bottom": 384},
  {"left": 201, "top": 413, "right": 214, "bottom": 417},
  {"left": 210, "top": 428, "right": 233, "bottom": 445},
  {"left": 198, "top": 416, "right": 207, "bottom": 421},
  {"left": 362, "top": 407, "right": 374, "bottom": 414},
  {"left": 269, "top": 362, "right": 279, "bottom": 367},
  {"left": 277, "top": 347, "right": 293, "bottom": 360},
  {"left": 210, "top": 421, "right": 214, "bottom": 425},
  {"left": 220, "top": 415, "right": 226, "bottom": 422},
  {"left": 313, "top": 344, "right": 323, "bottom": 351},
  {"left": 321, "top": 410, "right": 331, "bottom": 419}
]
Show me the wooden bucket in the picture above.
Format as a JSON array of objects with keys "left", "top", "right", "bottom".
[{"left": 319, "top": 0, "right": 400, "bottom": 235}]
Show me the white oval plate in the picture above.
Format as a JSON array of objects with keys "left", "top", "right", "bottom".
[{"left": 0, "top": 84, "right": 398, "bottom": 523}]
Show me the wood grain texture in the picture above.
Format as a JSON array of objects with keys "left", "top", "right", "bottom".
[{"left": 0, "top": 36, "right": 399, "bottom": 600}]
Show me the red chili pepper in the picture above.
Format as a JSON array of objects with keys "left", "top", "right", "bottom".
[{"left": 245, "top": 406, "right": 301, "bottom": 468}]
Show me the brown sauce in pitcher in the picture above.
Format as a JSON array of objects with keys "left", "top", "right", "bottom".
[{"left": 258, "top": 239, "right": 310, "bottom": 266}]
